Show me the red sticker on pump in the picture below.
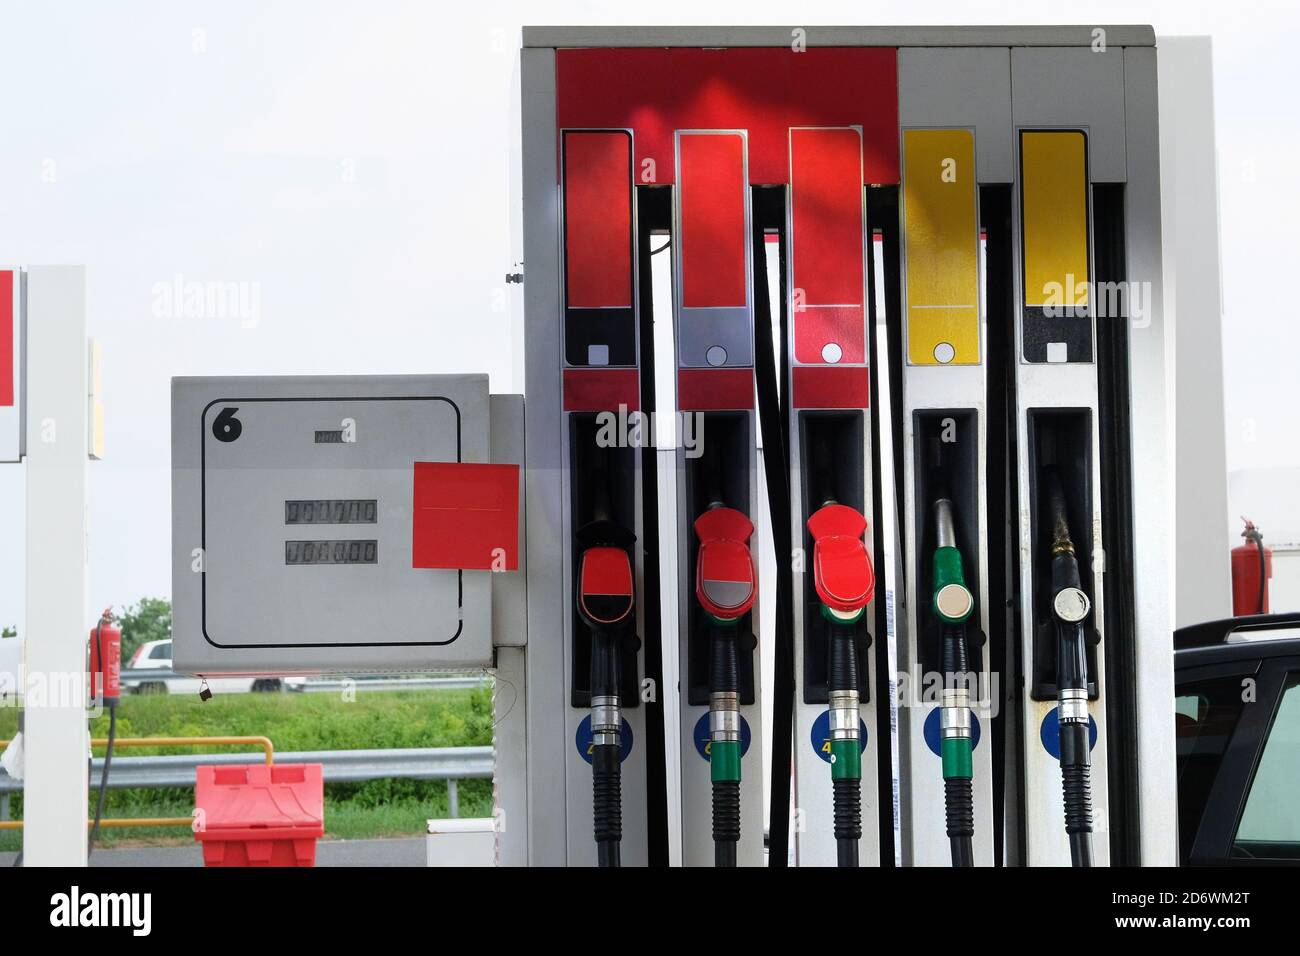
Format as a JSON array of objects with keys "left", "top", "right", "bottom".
[
  {"left": 412, "top": 462, "right": 520, "bottom": 571},
  {"left": 0, "top": 271, "right": 13, "bottom": 407}
]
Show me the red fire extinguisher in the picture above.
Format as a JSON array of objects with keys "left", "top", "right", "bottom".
[
  {"left": 89, "top": 608, "right": 121, "bottom": 703},
  {"left": 88, "top": 607, "right": 122, "bottom": 857},
  {"left": 1231, "top": 519, "right": 1272, "bottom": 616}
]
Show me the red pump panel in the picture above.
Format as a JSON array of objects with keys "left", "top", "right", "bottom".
[
  {"left": 677, "top": 368, "right": 754, "bottom": 411},
  {"left": 563, "top": 130, "right": 634, "bottom": 309},
  {"left": 679, "top": 132, "right": 748, "bottom": 308},
  {"left": 791, "top": 366, "right": 869, "bottom": 410},
  {"left": 563, "top": 368, "right": 640, "bottom": 412},
  {"left": 790, "top": 127, "right": 866, "bottom": 368},
  {"left": 557, "top": 48, "right": 898, "bottom": 185},
  {"left": 0, "top": 270, "right": 12, "bottom": 407}
]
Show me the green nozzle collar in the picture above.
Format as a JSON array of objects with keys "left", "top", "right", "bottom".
[
  {"left": 932, "top": 547, "right": 973, "bottom": 624},
  {"left": 820, "top": 603, "right": 864, "bottom": 625}
]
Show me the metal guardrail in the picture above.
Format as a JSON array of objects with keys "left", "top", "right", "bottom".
[
  {"left": 289, "top": 676, "right": 489, "bottom": 693},
  {"left": 0, "top": 745, "right": 493, "bottom": 820},
  {"left": 117, "top": 670, "right": 489, "bottom": 693}
]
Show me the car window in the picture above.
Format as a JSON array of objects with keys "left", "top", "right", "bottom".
[
  {"left": 1233, "top": 673, "right": 1300, "bottom": 860},
  {"left": 1175, "top": 675, "right": 1250, "bottom": 861},
  {"left": 150, "top": 643, "right": 172, "bottom": 660}
]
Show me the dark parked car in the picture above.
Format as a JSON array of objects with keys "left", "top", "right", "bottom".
[{"left": 1175, "top": 612, "right": 1300, "bottom": 864}]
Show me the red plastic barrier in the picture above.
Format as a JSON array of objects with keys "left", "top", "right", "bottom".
[{"left": 194, "top": 763, "right": 324, "bottom": 867}]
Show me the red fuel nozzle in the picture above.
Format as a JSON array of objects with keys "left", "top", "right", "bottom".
[
  {"left": 694, "top": 506, "right": 757, "bottom": 622},
  {"left": 807, "top": 503, "right": 874, "bottom": 614}
]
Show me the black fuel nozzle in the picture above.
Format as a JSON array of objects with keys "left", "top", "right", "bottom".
[
  {"left": 1044, "top": 467, "right": 1093, "bottom": 867},
  {"left": 575, "top": 448, "right": 636, "bottom": 868}
]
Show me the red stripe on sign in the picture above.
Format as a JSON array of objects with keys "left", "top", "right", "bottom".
[
  {"left": 556, "top": 48, "right": 899, "bottom": 185},
  {"left": 677, "top": 368, "right": 754, "bottom": 411},
  {"left": 0, "top": 271, "right": 13, "bottom": 407},
  {"left": 790, "top": 128, "right": 865, "bottom": 364},
  {"left": 792, "top": 366, "right": 869, "bottom": 409},
  {"left": 563, "top": 368, "right": 640, "bottom": 412},
  {"left": 411, "top": 462, "right": 521, "bottom": 571},
  {"left": 564, "top": 130, "right": 633, "bottom": 309},
  {"left": 679, "top": 133, "right": 747, "bottom": 308}
]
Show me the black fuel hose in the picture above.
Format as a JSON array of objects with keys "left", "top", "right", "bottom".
[
  {"left": 590, "top": 631, "right": 623, "bottom": 868},
  {"left": 709, "top": 624, "right": 741, "bottom": 867},
  {"left": 827, "top": 617, "right": 861, "bottom": 868}
]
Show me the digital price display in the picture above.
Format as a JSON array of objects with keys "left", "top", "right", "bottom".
[
  {"left": 285, "top": 499, "right": 378, "bottom": 525},
  {"left": 285, "top": 539, "right": 378, "bottom": 565}
]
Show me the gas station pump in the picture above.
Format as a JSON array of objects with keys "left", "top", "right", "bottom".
[
  {"left": 786, "top": 125, "right": 889, "bottom": 867},
  {"left": 1011, "top": 124, "right": 1111, "bottom": 867},
  {"left": 892, "top": 116, "right": 995, "bottom": 867},
  {"left": 671, "top": 129, "right": 764, "bottom": 867},
  {"left": 518, "top": 27, "right": 1173, "bottom": 867},
  {"left": 558, "top": 128, "right": 655, "bottom": 866}
]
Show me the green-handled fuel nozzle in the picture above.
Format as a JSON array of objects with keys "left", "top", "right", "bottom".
[{"left": 932, "top": 494, "right": 976, "bottom": 867}]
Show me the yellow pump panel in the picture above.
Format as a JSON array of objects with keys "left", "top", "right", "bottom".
[
  {"left": 1020, "top": 131, "right": 1090, "bottom": 309},
  {"left": 902, "top": 129, "right": 980, "bottom": 365}
]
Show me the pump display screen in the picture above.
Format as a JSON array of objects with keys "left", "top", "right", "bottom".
[
  {"left": 285, "top": 539, "right": 378, "bottom": 565},
  {"left": 172, "top": 374, "right": 500, "bottom": 676},
  {"left": 284, "top": 499, "right": 377, "bottom": 524}
]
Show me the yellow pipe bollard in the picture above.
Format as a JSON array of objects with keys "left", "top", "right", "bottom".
[{"left": 0, "top": 734, "right": 275, "bottom": 831}]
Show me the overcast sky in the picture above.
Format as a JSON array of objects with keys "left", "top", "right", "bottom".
[{"left": 1, "top": 0, "right": 1297, "bottom": 627}]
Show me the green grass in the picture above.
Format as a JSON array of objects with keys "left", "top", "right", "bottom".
[{"left": 0, "top": 686, "right": 494, "bottom": 852}]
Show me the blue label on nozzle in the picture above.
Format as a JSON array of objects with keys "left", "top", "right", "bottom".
[
  {"left": 1039, "top": 709, "right": 1098, "bottom": 759},
  {"left": 692, "top": 712, "right": 752, "bottom": 761},
  {"left": 811, "top": 710, "right": 868, "bottom": 763},
  {"left": 923, "top": 707, "right": 983, "bottom": 757},
  {"left": 576, "top": 715, "right": 634, "bottom": 764}
]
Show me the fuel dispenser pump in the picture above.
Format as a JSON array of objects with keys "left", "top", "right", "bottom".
[
  {"left": 1044, "top": 470, "right": 1094, "bottom": 867},
  {"left": 574, "top": 455, "right": 637, "bottom": 868},
  {"left": 930, "top": 492, "right": 976, "bottom": 867},
  {"left": 694, "top": 499, "right": 756, "bottom": 867},
  {"left": 1011, "top": 125, "right": 1113, "bottom": 866},
  {"left": 807, "top": 494, "right": 875, "bottom": 867},
  {"left": 892, "top": 122, "right": 995, "bottom": 867},
  {"left": 518, "top": 29, "right": 1170, "bottom": 867},
  {"left": 669, "top": 129, "right": 764, "bottom": 867}
]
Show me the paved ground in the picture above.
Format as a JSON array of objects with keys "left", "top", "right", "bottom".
[{"left": 0, "top": 836, "right": 426, "bottom": 867}]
